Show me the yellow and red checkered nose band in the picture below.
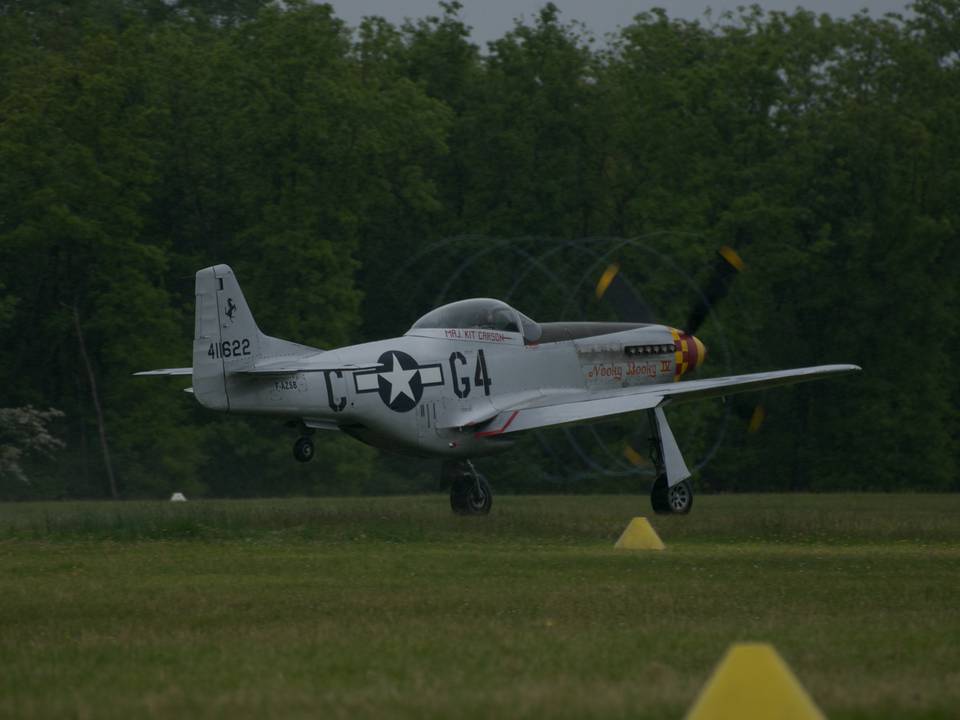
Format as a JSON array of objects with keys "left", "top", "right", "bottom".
[{"left": 673, "top": 331, "right": 707, "bottom": 379}]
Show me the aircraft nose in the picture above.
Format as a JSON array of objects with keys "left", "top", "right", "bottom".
[
  {"left": 691, "top": 335, "right": 707, "bottom": 368},
  {"left": 675, "top": 332, "right": 707, "bottom": 378}
]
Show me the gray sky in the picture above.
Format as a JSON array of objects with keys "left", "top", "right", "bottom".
[{"left": 325, "top": 1, "right": 913, "bottom": 46}]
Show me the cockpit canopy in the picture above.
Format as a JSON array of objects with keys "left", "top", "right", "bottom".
[{"left": 411, "top": 298, "right": 542, "bottom": 342}]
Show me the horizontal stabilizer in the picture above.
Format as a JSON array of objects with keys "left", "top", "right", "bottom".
[
  {"left": 136, "top": 361, "right": 381, "bottom": 377},
  {"left": 134, "top": 367, "right": 192, "bottom": 377},
  {"left": 235, "top": 360, "right": 381, "bottom": 376}
]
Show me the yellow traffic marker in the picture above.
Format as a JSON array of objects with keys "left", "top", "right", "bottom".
[
  {"left": 686, "top": 643, "right": 826, "bottom": 720},
  {"left": 614, "top": 517, "right": 665, "bottom": 550}
]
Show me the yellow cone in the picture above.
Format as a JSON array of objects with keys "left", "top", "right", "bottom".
[
  {"left": 613, "top": 517, "right": 665, "bottom": 550},
  {"left": 686, "top": 643, "right": 826, "bottom": 720}
]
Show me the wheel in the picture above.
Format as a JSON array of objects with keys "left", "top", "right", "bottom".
[
  {"left": 450, "top": 473, "right": 492, "bottom": 515},
  {"left": 293, "top": 436, "right": 314, "bottom": 463},
  {"left": 650, "top": 475, "right": 693, "bottom": 514},
  {"left": 650, "top": 474, "right": 671, "bottom": 514},
  {"left": 667, "top": 479, "right": 693, "bottom": 514}
]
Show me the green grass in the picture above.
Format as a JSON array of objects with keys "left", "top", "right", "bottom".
[{"left": 1, "top": 494, "right": 958, "bottom": 719}]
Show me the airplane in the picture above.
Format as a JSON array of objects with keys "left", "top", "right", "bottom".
[{"left": 137, "top": 254, "right": 859, "bottom": 515}]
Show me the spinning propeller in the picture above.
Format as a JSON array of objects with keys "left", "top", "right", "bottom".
[
  {"left": 594, "top": 263, "right": 657, "bottom": 324},
  {"left": 396, "top": 234, "right": 748, "bottom": 481},
  {"left": 595, "top": 245, "right": 744, "bottom": 333},
  {"left": 684, "top": 245, "right": 745, "bottom": 336},
  {"left": 595, "top": 245, "right": 766, "bottom": 468}
]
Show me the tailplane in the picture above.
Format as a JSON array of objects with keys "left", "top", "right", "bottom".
[
  {"left": 136, "top": 264, "right": 322, "bottom": 403},
  {"left": 192, "top": 264, "right": 317, "bottom": 409}
]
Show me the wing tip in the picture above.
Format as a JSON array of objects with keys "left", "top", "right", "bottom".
[{"left": 835, "top": 363, "right": 862, "bottom": 373}]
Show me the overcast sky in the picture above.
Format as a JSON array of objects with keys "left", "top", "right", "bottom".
[{"left": 325, "top": 1, "right": 913, "bottom": 45}]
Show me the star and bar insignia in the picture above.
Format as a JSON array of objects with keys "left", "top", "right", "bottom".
[{"left": 353, "top": 350, "right": 444, "bottom": 412}]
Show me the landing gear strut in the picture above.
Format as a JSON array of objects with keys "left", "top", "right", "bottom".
[
  {"left": 444, "top": 460, "right": 492, "bottom": 515},
  {"left": 647, "top": 408, "right": 694, "bottom": 515}
]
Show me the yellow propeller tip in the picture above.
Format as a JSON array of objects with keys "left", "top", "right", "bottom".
[
  {"left": 748, "top": 405, "right": 767, "bottom": 433},
  {"left": 623, "top": 444, "right": 645, "bottom": 466},
  {"left": 719, "top": 245, "right": 745, "bottom": 272},
  {"left": 595, "top": 263, "right": 620, "bottom": 300}
]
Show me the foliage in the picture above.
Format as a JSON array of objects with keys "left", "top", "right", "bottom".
[
  {"left": 0, "top": 0, "right": 956, "bottom": 497},
  {"left": 0, "top": 406, "right": 65, "bottom": 488}
]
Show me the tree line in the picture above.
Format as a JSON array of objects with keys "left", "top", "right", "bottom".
[{"left": 1, "top": 0, "right": 957, "bottom": 499}]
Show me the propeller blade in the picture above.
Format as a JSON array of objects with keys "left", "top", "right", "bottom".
[
  {"left": 748, "top": 403, "right": 767, "bottom": 433},
  {"left": 595, "top": 263, "right": 657, "bottom": 324},
  {"left": 623, "top": 431, "right": 649, "bottom": 467},
  {"left": 684, "top": 245, "right": 745, "bottom": 334}
]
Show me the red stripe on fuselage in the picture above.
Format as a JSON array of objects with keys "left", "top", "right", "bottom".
[{"left": 475, "top": 410, "right": 519, "bottom": 438}]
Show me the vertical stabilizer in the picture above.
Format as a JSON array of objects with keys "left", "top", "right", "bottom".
[{"left": 192, "top": 264, "right": 261, "bottom": 410}]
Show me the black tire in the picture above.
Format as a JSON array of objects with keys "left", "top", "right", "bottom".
[
  {"left": 293, "top": 437, "right": 314, "bottom": 463},
  {"left": 650, "top": 474, "right": 671, "bottom": 514},
  {"left": 450, "top": 473, "right": 492, "bottom": 515},
  {"left": 651, "top": 476, "right": 693, "bottom": 514}
]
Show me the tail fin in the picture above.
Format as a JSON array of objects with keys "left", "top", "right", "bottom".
[
  {"left": 192, "top": 264, "right": 323, "bottom": 410},
  {"left": 192, "top": 264, "right": 262, "bottom": 409}
]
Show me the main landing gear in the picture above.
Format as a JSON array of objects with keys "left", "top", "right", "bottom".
[
  {"left": 647, "top": 407, "right": 694, "bottom": 515},
  {"left": 650, "top": 474, "right": 693, "bottom": 515},
  {"left": 444, "top": 460, "right": 492, "bottom": 515}
]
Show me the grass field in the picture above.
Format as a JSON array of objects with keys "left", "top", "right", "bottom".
[{"left": 1, "top": 494, "right": 958, "bottom": 719}]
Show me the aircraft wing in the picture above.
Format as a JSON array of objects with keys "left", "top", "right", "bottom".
[
  {"left": 474, "top": 364, "right": 860, "bottom": 436},
  {"left": 646, "top": 363, "right": 860, "bottom": 404}
]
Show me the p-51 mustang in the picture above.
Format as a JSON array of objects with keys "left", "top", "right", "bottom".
[{"left": 138, "top": 258, "right": 859, "bottom": 515}]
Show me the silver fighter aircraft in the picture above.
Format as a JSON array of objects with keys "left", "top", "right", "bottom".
[{"left": 138, "top": 260, "right": 859, "bottom": 515}]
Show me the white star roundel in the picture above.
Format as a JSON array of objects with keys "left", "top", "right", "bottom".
[{"left": 353, "top": 351, "right": 444, "bottom": 412}]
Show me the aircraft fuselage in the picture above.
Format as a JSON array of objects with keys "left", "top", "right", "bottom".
[{"left": 218, "top": 324, "right": 704, "bottom": 457}]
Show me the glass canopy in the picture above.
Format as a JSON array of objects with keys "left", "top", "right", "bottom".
[{"left": 411, "top": 298, "right": 541, "bottom": 342}]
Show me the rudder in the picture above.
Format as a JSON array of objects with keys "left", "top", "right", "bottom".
[{"left": 192, "top": 264, "right": 261, "bottom": 409}]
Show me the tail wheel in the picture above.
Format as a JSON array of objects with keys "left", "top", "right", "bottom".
[
  {"left": 450, "top": 474, "right": 492, "bottom": 515},
  {"left": 293, "top": 437, "right": 314, "bottom": 463}
]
